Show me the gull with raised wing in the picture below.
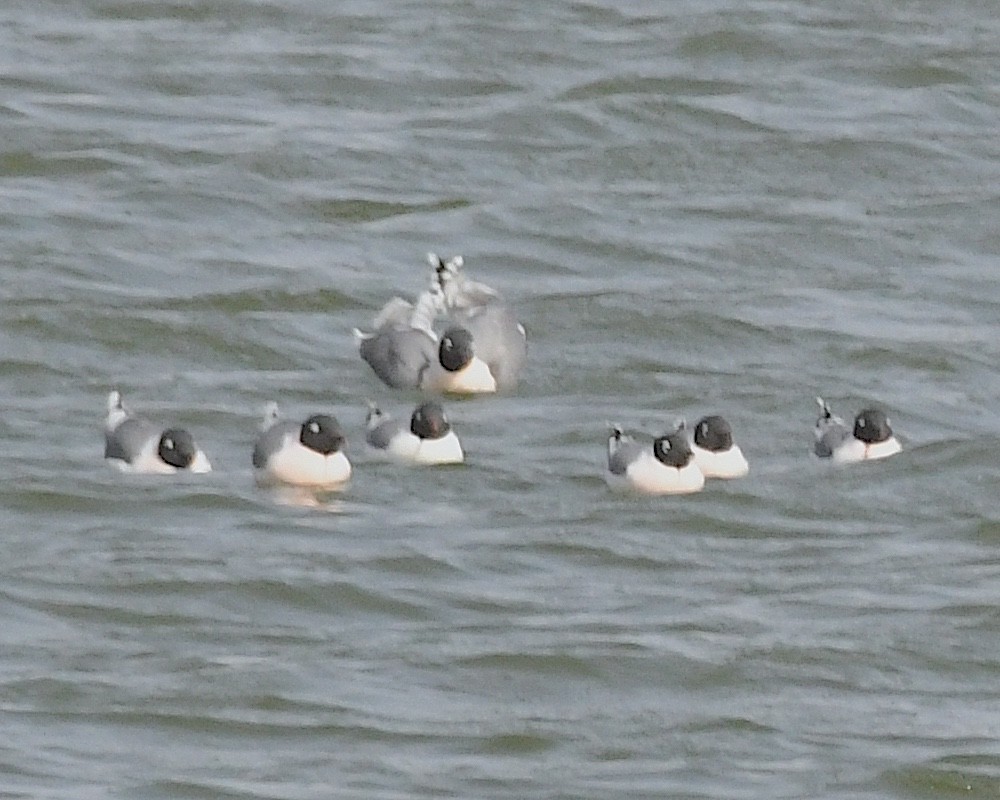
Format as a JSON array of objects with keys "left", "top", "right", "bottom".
[{"left": 430, "top": 252, "right": 527, "bottom": 391}]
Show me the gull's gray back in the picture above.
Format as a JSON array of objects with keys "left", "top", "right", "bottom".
[
  {"left": 608, "top": 438, "right": 645, "bottom": 476},
  {"left": 366, "top": 416, "right": 404, "bottom": 450},
  {"left": 253, "top": 420, "right": 298, "bottom": 468},
  {"left": 105, "top": 417, "right": 158, "bottom": 462},
  {"left": 814, "top": 419, "right": 850, "bottom": 458},
  {"left": 360, "top": 327, "right": 437, "bottom": 390}
]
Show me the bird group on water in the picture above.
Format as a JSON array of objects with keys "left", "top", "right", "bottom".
[{"left": 103, "top": 253, "right": 903, "bottom": 495}]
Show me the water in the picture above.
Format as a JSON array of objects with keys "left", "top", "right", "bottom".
[{"left": 3, "top": 1, "right": 1000, "bottom": 797}]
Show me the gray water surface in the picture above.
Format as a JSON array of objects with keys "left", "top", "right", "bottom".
[{"left": 4, "top": 1, "right": 1000, "bottom": 798}]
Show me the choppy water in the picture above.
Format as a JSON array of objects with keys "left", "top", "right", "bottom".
[{"left": 4, "top": 1, "right": 1000, "bottom": 797}]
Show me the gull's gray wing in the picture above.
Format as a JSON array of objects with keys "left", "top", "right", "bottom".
[
  {"left": 253, "top": 420, "right": 298, "bottom": 468},
  {"left": 813, "top": 397, "right": 849, "bottom": 458},
  {"left": 371, "top": 296, "right": 414, "bottom": 329},
  {"left": 453, "top": 300, "right": 526, "bottom": 390},
  {"left": 105, "top": 417, "right": 159, "bottom": 463},
  {"left": 365, "top": 416, "right": 405, "bottom": 450},
  {"left": 608, "top": 437, "right": 645, "bottom": 476},
  {"left": 814, "top": 421, "right": 850, "bottom": 458},
  {"left": 359, "top": 325, "right": 438, "bottom": 390}
]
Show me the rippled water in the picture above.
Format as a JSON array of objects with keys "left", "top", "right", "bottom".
[{"left": 4, "top": 1, "right": 1000, "bottom": 798}]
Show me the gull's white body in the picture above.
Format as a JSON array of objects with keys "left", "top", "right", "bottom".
[
  {"left": 253, "top": 406, "right": 351, "bottom": 488},
  {"left": 691, "top": 443, "right": 749, "bottom": 479}
]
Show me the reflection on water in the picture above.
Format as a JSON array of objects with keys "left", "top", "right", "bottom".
[{"left": 262, "top": 485, "right": 350, "bottom": 512}]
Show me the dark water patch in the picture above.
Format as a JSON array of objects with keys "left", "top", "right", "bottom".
[
  {"left": 78, "top": 310, "right": 297, "bottom": 369},
  {"left": 474, "top": 731, "right": 558, "bottom": 756},
  {"left": 882, "top": 754, "right": 1000, "bottom": 799},
  {"left": 970, "top": 519, "right": 1000, "bottom": 544},
  {"left": 681, "top": 716, "right": 777, "bottom": 735},
  {"left": 3, "top": 676, "right": 90, "bottom": 707},
  {"left": 0, "top": 149, "right": 124, "bottom": 178},
  {"left": 0, "top": 359, "right": 77, "bottom": 385},
  {"left": 364, "top": 552, "right": 464, "bottom": 579},
  {"left": 137, "top": 779, "right": 253, "bottom": 800},
  {"left": 235, "top": 145, "right": 355, "bottom": 183},
  {"left": 839, "top": 343, "right": 962, "bottom": 374},
  {"left": 668, "top": 310, "right": 795, "bottom": 350},
  {"left": 678, "top": 510, "right": 804, "bottom": 541},
  {"left": 299, "top": 197, "right": 472, "bottom": 224},
  {"left": 561, "top": 75, "right": 748, "bottom": 102},
  {"left": 117, "top": 141, "right": 230, "bottom": 168},
  {"left": 406, "top": 75, "right": 521, "bottom": 100},
  {"left": 678, "top": 29, "right": 786, "bottom": 61},
  {"left": 26, "top": 598, "right": 206, "bottom": 628},
  {"left": 592, "top": 746, "right": 638, "bottom": 762},
  {"left": 62, "top": 708, "right": 445, "bottom": 744},
  {"left": 933, "top": 603, "right": 1000, "bottom": 631},
  {"left": 2, "top": 486, "right": 111, "bottom": 515},
  {"left": 259, "top": 72, "right": 521, "bottom": 108},
  {"left": 1, "top": 74, "right": 60, "bottom": 100},
  {"left": 91, "top": 0, "right": 288, "bottom": 26},
  {"left": 486, "top": 228, "right": 673, "bottom": 275},
  {"left": 242, "top": 692, "right": 350, "bottom": 716},
  {"left": 873, "top": 64, "right": 972, "bottom": 90},
  {"left": 893, "top": 438, "right": 998, "bottom": 475},
  {"left": 528, "top": 541, "right": 671, "bottom": 571},
  {"left": 747, "top": 643, "right": 915, "bottom": 691},
  {"left": 154, "top": 286, "right": 353, "bottom": 314},
  {"left": 628, "top": 96, "right": 778, "bottom": 136},
  {"left": 438, "top": 594, "right": 552, "bottom": 617},
  {"left": 588, "top": 650, "right": 743, "bottom": 691},
  {"left": 229, "top": 579, "right": 433, "bottom": 621},
  {"left": 457, "top": 652, "right": 603, "bottom": 679},
  {"left": 170, "top": 489, "right": 261, "bottom": 513}
]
